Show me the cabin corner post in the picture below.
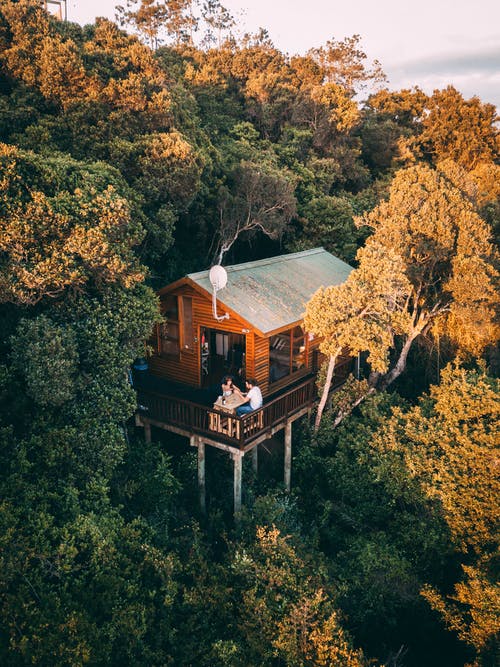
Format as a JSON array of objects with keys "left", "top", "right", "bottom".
[
  {"left": 284, "top": 421, "right": 292, "bottom": 492},
  {"left": 232, "top": 450, "right": 243, "bottom": 516},
  {"left": 194, "top": 436, "right": 206, "bottom": 514}
]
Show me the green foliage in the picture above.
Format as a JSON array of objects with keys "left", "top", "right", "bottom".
[
  {"left": 0, "top": 144, "right": 146, "bottom": 305},
  {"left": 11, "top": 315, "right": 78, "bottom": 407},
  {"left": 294, "top": 366, "right": 499, "bottom": 665},
  {"left": 0, "top": 4, "right": 498, "bottom": 665}
]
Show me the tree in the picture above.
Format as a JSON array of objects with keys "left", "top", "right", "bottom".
[
  {"left": 371, "top": 365, "right": 500, "bottom": 665},
  {"left": 416, "top": 86, "right": 499, "bottom": 170},
  {"left": 201, "top": 0, "right": 235, "bottom": 49},
  {"left": 308, "top": 35, "right": 386, "bottom": 97},
  {"left": 116, "top": 0, "right": 199, "bottom": 48},
  {"left": 359, "top": 87, "right": 428, "bottom": 175},
  {"left": 0, "top": 129, "right": 172, "bottom": 665},
  {"left": 0, "top": 0, "right": 93, "bottom": 110},
  {"left": 304, "top": 162, "right": 499, "bottom": 429},
  {"left": 175, "top": 523, "right": 368, "bottom": 666},
  {"left": 365, "top": 86, "right": 499, "bottom": 173},
  {"left": 293, "top": 194, "right": 359, "bottom": 263},
  {"left": 291, "top": 82, "right": 361, "bottom": 153},
  {"left": 213, "top": 160, "right": 296, "bottom": 264},
  {"left": 0, "top": 144, "right": 145, "bottom": 305}
]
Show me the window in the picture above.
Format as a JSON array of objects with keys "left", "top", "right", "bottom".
[
  {"left": 158, "top": 296, "right": 180, "bottom": 358},
  {"left": 269, "top": 326, "right": 306, "bottom": 383},
  {"left": 181, "top": 296, "right": 194, "bottom": 351},
  {"left": 292, "top": 325, "right": 306, "bottom": 371}
]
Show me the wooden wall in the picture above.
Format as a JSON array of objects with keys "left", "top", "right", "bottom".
[
  {"left": 253, "top": 334, "right": 270, "bottom": 395},
  {"left": 148, "top": 284, "right": 199, "bottom": 386},
  {"left": 148, "top": 284, "right": 251, "bottom": 388},
  {"left": 148, "top": 281, "right": 320, "bottom": 396}
]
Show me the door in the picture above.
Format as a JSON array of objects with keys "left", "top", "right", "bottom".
[{"left": 200, "top": 328, "right": 246, "bottom": 388}]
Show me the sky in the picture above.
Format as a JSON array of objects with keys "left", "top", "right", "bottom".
[{"left": 63, "top": 0, "right": 500, "bottom": 108}]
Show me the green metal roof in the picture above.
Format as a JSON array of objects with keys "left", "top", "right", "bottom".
[{"left": 187, "top": 248, "right": 353, "bottom": 335}]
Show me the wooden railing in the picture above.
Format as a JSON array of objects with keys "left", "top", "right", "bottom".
[
  {"left": 136, "top": 357, "right": 353, "bottom": 448},
  {"left": 137, "top": 376, "right": 314, "bottom": 448}
]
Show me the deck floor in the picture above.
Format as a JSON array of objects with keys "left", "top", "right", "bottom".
[{"left": 132, "top": 370, "right": 222, "bottom": 406}]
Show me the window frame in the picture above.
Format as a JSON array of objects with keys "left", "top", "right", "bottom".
[
  {"left": 158, "top": 295, "right": 180, "bottom": 359},
  {"left": 179, "top": 295, "right": 195, "bottom": 353},
  {"left": 269, "top": 325, "right": 307, "bottom": 385}
]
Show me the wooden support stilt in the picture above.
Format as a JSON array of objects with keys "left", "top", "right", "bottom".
[
  {"left": 251, "top": 445, "right": 258, "bottom": 474},
  {"left": 233, "top": 451, "right": 243, "bottom": 516},
  {"left": 144, "top": 420, "right": 151, "bottom": 444},
  {"left": 284, "top": 421, "right": 292, "bottom": 492},
  {"left": 195, "top": 437, "right": 206, "bottom": 514}
]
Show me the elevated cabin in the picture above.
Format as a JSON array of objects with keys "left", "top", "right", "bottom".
[
  {"left": 136, "top": 248, "right": 354, "bottom": 514},
  {"left": 148, "top": 248, "right": 352, "bottom": 395}
]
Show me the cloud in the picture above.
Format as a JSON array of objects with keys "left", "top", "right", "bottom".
[
  {"left": 385, "top": 46, "right": 500, "bottom": 108},
  {"left": 398, "top": 47, "right": 500, "bottom": 77}
]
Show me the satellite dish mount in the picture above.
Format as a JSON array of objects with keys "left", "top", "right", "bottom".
[{"left": 209, "top": 265, "right": 230, "bottom": 322}]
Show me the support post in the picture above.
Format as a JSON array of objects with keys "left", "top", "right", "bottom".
[
  {"left": 233, "top": 451, "right": 243, "bottom": 516},
  {"left": 251, "top": 445, "right": 258, "bottom": 475},
  {"left": 144, "top": 420, "right": 151, "bottom": 444},
  {"left": 284, "top": 421, "right": 292, "bottom": 492},
  {"left": 195, "top": 437, "right": 206, "bottom": 515}
]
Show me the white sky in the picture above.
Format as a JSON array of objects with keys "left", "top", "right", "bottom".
[{"left": 64, "top": 0, "right": 500, "bottom": 108}]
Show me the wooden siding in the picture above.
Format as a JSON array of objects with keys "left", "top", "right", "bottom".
[
  {"left": 149, "top": 284, "right": 251, "bottom": 388},
  {"left": 137, "top": 376, "right": 317, "bottom": 449},
  {"left": 148, "top": 280, "right": 332, "bottom": 394},
  {"left": 254, "top": 334, "right": 270, "bottom": 394}
]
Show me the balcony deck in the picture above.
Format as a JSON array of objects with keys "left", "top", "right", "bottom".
[{"left": 134, "top": 359, "right": 352, "bottom": 452}]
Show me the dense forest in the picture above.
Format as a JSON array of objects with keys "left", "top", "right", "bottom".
[{"left": 0, "top": 1, "right": 498, "bottom": 665}]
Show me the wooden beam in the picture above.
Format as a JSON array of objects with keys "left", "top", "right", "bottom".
[
  {"left": 284, "top": 421, "right": 292, "bottom": 492},
  {"left": 233, "top": 451, "right": 243, "bottom": 516},
  {"left": 144, "top": 420, "right": 151, "bottom": 444},
  {"left": 195, "top": 437, "right": 206, "bottom": 515}
]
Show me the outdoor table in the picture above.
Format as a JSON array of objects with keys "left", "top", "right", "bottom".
[{"left": 209, "top": 392, "right": 246, "bottom": 438}]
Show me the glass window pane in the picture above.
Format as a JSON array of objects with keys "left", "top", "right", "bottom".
[
  {"left": 292, "top": 326, "right": 306, "bottom": 371},
  {"left": 269, "top": 331, "right": 291, "bottom": 383},
  {"left": 182, "top": 297, "right": 194, "bottom": 350},
  {"left": 160, "top": 322, "right": 179, "bottom": 357},
  {"left": 164, "top": 295, "right": 178, "bottom": 320}
]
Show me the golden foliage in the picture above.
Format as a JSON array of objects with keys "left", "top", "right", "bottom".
[
  {"left": 0, "top": 144, "right": 145, "bottom": 304},
  {"left": 422, "top": 565, "right": 500, "bottom": 653},
  {"left": 306, "top": 162, "right": 498, "bottom": 428},
  {"left": 305, "top": 242, "right": 411, "bottom": 372},
  {"left": 370, "top": 364, "right": 500, "bottom": 656},
  {"left": 238, "top": 526, "right": 367, "bottom": 666},
  {"left": 0, "top": 6, "right": 171, "bottom": 117},
  {"left": 274, "top": 590, "right": 365, "bottom": 667},
  {"left": 309, "top": 83, "right": 360, "bottom": 133},
  {"left": 470, "top": 162, "right": 500, "bottom": 208}
]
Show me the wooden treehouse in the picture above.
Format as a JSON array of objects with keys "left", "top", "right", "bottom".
[{"left": 135, "top": 248, "right": 354, "bottom": 514}]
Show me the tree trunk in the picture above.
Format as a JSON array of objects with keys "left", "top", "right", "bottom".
[
  {"left": 329, "top": 328, "right": 425, "bottom": 430},
  {"left": 314, "top": 353, "right": 337, "bottom": 431},
  {"left": 377, "top": 328, "right": 423, "bottom": 391}
]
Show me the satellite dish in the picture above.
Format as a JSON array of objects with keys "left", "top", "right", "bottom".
[
  {"left": 209, "top": 265, "right": 230, "bottom": 321},
  {"left": 209, "top": 265, "right": 228, "bottom": 291}
]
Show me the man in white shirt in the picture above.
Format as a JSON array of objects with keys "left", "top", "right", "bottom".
[{"left": 235, "top": 378, "right": 263, "bottom": 416}]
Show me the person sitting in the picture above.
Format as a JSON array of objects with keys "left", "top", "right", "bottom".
[
  {"left": 234, "top": 378, "right": 263, "bottom": 416},
  {"left": 221, "top": 374, "right": 235, "bottom": 397}
]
